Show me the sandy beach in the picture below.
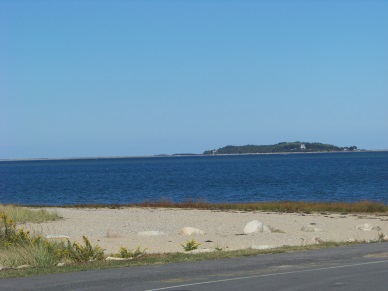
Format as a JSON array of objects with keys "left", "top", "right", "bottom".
[{"left": 24, "top": 208, "right": 388, "bottom": 255}]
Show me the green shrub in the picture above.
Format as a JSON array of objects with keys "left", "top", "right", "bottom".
[
  {"left": 116, "top": 246, "right": 146, "bottom": 259},
  {"left": 181, "top": 239, "right": 200, "bottom": 252},
  {"left": 0, "top": 212, "right": 105, "bottom": 267},
  {"left": 61, "top": 236, "right": 105, "bottom": 263},
  {"left": 0, "top": 213, "right": 33, "bottom": 247}
]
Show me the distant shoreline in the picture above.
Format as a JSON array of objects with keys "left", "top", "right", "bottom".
[{"left": 1, "top": 150, "right": 386, "bottom": 162}]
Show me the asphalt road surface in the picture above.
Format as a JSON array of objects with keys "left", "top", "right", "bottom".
[{"left": 1, "top": 243, "right": 387, "bottom": 290}]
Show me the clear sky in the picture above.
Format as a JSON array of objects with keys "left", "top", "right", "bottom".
[{"left": 1, "top": 0, "right": 387, "bottom": 159}]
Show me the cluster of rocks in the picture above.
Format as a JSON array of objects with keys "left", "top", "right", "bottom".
[
  {"left": 129, "top": 220, "right": 277, "bottom": 237},
  {"left": 37, "top": 220, "right": 387, "bottom": 257},
  {"left": 3, "top": 217, "right": 387, "bottom": 271},
  {"left": 47, "top": 221, "right": 385, "bottom": 241}
]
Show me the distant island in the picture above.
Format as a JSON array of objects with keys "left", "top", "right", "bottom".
[{"left": 203, "top": 142, "right": 359, "bottom": 155}]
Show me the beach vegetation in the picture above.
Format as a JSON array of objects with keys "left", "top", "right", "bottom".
[
  {"left": 116, "top": 246, "right": 146, "bottom": 259},
  {"left": 118, "top": 246, "right": 133, "bottom": 258},
  {"left": 0, "top": 211, "right": 104, "bottom": 268},
  {"left": 0, "top": 205, "right": 61, "bottom": 224},
  {"left": 0, "top": 240, "right": 64, "bottom": 268},
  {"left": 129, "top": 200, "right": 388, "bottom": 214},
  {"left": 61, "top": 236, "right": 105, "bottom": 263},
  {"left": 0, "top": 240, "right": 372, "bottom": 279},
  {"left": 0, "top": 212, "right": 63, "bottom": 267},
  {"left": 51, "top": 200, "right": 388, "bottom": 214},
  {"left": 181, "top": 239, "right": 200, "bottom": 252},
  {"left": 1, "top": 213, "right": 28, "bottom": 247}
]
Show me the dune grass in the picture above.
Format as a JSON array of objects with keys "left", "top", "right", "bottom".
[
  {"left": 137, "top": 200, "right": 388, "bottom": 213},
  {"left": 0, "top": 241, "right": 62, "bottom": 268},
  {"left": 53, "top": 200, "right": 388, "bottom": 214},
  {"left": 0, "top": 205, "right": 61, "bottom": 224},
  {"left": 0, "top": 240, "right": 375, "bottom": 279},
  {"left": 0, "top": 211, "right": 105, "bottom": 269}
]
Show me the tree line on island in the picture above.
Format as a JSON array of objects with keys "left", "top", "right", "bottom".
[{"left": 202, "top": 142, "right": 358, "bottom": 155}]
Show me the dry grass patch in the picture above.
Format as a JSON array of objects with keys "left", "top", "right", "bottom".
[
  {"left": 53, "top": 200, "right": 388, "bottom": 214},
  {"left": 0, "top": 241, "right": 62, "bottom": 268},
  {"left": 0, "top": 205, "right": 61, "bottom": 224},
  {"left": 137, "top": 200, "right": 388, "bottom": 213}
]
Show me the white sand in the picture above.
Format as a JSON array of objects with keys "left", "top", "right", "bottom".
[{"left": 24, "top": 208, "right": 388, "bottom": 255}]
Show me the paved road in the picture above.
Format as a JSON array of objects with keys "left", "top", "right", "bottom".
[{"left": 1, "top": 243, "right": 387, "bottom": 290}]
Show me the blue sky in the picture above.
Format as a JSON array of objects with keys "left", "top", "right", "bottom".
[{"left": 1, "top": 0, "right": 387, "bottom": 159}]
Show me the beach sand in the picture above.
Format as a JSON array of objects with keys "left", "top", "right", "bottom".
[{"left": 24, "top": 207, "right": 388, "bottom": 255}]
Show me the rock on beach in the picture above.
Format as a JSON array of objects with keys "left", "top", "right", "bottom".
[
  {"left": 22, "top": 207, "right": 388, "bottom": 254},
  {"left": 243, "top": 220, "right": 272, "bottom": 234},
  {"left": 356, "top": 223, "right": 381, "bottom": 231},
  {"left": 301, "top": 224, "right": 321, "bottom": 232},
  {"left": 106, "top": 229, "right": 124, "bottom": 238},
  {"left": 180, "top": 227, "right": 205, "bottom": 235}
]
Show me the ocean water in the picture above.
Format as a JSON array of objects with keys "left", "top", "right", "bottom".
[{"left": 0, "top": 152, "right": 387, "bottom": 206}]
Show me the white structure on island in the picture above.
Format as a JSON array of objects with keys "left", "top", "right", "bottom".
[{"left": 300, "top": 144, "right": 306, "bottom": 150}]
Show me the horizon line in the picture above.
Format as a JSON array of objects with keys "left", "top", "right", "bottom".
[{"left": 2, "top": 149, "right": 388, "bottom": 162}]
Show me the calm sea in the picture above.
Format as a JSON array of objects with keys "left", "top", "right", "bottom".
[{"left": 0, "top": 152, "right": 387, "bottom": 206}]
